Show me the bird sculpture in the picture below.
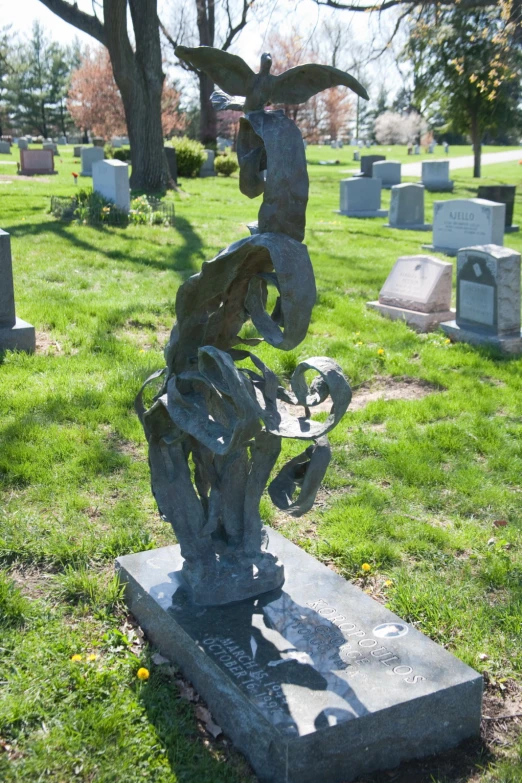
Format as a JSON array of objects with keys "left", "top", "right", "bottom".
[{"left": 175, "top": 45, "right": 368, "bottom": 113}]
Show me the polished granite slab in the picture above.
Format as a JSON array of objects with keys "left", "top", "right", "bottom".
[{"left": 116, "top": 529, "right": 482, "bottom": 783}]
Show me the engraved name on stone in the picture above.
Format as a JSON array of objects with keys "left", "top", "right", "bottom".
[
  {"left": 459, "top": 280, "right": 495, "bottom": 326},
  {"left": 384, "top": 266, "right": 438, "bottom": 301}
]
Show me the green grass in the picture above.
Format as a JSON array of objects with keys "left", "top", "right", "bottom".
[{"left": 0, "top": 143, "right": 522, "bottom": 781}]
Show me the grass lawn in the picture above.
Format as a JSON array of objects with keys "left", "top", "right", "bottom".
[{"left": 0, "top": 143, "right": 522, "bottom": 782}]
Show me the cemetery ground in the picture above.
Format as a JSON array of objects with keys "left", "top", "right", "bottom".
[{"left": 0, "top": 143, "right": 522, "bottom": 783}]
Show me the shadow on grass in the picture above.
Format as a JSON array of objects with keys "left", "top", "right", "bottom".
[{"left": 3, "top": 214, "right": 206, "bottom": 274}]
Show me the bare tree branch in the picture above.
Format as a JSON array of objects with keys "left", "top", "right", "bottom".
[
  {"left": 221, "top": 0, "right": 252, "bottom": 51},
  {"left": 37, "top": 0, "right": 106, "bottom": 44},
  {"left": 313, "top": 0, "right": 497, "bottom": 10}
]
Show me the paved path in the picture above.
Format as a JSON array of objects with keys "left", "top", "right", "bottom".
[{"left": 401, "top": 149, "right": 522, "bottom": 176}]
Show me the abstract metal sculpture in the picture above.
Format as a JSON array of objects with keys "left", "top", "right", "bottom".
[{"left": 136, "top": 46, "right": 366, "bottom": 606}]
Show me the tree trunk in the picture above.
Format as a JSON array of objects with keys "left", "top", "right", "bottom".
[
  {"left": 471, "top": 113, "right": 481, "bottom": 178},
  {"left": 199, "top": 72, "right": 217, "bottom": 145}
]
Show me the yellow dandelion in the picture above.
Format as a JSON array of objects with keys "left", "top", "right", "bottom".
[
  {"left": 377, "top": 348, "right": 385, "bottom": 356},
  {"left": 361, "top": 563, "right": 371, "bottom": 573},
  {"left": 137, "top": 667, "right": 150, "bottom": 680},
  {"left": 357, "top": 341, "right": 363, "bottom": 346},
  {"left": 71, "top": 654, "right": 82, "bottom": 662},
  {"left": 445, "top": 339, "right": 451, "bottom": 344},
  {"left": 87, "top": 654, "right": 98, "bottom": 662},
  {"left": 384, "top": 579, "right": 393, "bottom": 587}
]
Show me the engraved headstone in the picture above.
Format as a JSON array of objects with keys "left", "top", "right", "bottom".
[
  {"left": 80, "top": 146, "right": 104, "bottom": 176},
  {"left": 117, "top": 529, "right": 482, "bottom": 783},
  {"left": 92, "top": 159, "right": 130, "bottom": 212},
  {"left": 0, "top": 230, "right": 35, "bottom": 353},
  {"left": 353, "top": 150, "right": 360, "bottom": 162},
  {"left": 425, "top": 198, "right": 505, "bottom": 256},
  {"left": 422, "top": 160, "right": 453, "bottom": 192},
  {"left": 372, "top": 160, "right": 401, "bottom": 188},
  {"left": 19, "top": 149, "right": 56, "bottom": 175},
  {"left": 338, "top": 177, "right": 388, "bottom": 218},
  {"left": 367, "top": 255, "right": 454, "bottom": 331},
  {"left": 0, "top": 141, "right": 11, "bottom": 154},
  {"left": 385, "top": 184, "right": 431, "bottom": 231},
  {"left": 477, "top": 185, "right": 518, "bottom": 233},
  {"left": 17, "top": 138, "right": 28, "bottom": 150},
  {"left": 58, "top": 136, "right": 67, "bottom": 145},
  {"left": 164, "top": 146, "right": 177, "bottom": 183},
  {"left": 199, "top": 149, "right": 216, "bottom": 177},
  {"left": 441, "top": 244, "right": 522, "bottom": 353},
  {"left": 360, "top": 154, "right": 385, "bottom": 177},
  {"left": 73, "top": 145, "right": 83, "bottom": 157}
]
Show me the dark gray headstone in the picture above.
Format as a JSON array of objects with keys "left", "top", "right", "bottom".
[
  {"left": 477, "top": 185, "right": 517, "bottom": 231},
  {"left": 339, "top": 177, "right": 388, "bottom": 218},
  {"left": 0, "top": 230, "right": 35, "bottom": 353},
  {"left": 360, "top": 154, "right": 385, "bottom": 177},
  {"left": 164, "top": 146, "right": 177, "bottom": 183},
  {"left": 385, "top": 183, "right": 431, "bottom": 231},
  {"left": 117, "top": 528, "right": 482, "bottom": 783}
]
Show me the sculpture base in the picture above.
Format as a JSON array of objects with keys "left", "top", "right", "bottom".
[
  {"left": 367, "top": 301, "right": 455, "bottom": 332},
  {"left": 182, "top": 550, "right": 285, "bottom": 606},
  {"left": 440, "top": 320, "right": 522, "bottom": 355},
  {"left": 0, "top": 318, "right": 36, "bottom": 353},
  {"left": 116, "top": 529, "right": 482, "bottom": 783}
]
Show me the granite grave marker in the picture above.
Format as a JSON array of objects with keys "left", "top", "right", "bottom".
[
  {"left": 81, "top": 146, "right": 104, "bottom": 176},
  {"left": 92, "top": 159, "right": 130, "bottom": 212},
  {"left": 422, "top": 160, "right": 454, "bottom": 192},
  {"left": 385, "top": 183, "right": 431, "bottom": 231},
  {"left": 19, "top": 148, "right": 55, "bottom": 175},
  {"left": 0, "top": 230, "right": 35, "bottom": 352},
  {"left": 425, "top": 198, "right": 505, "bottom": 256},
  {"left": 477, "top": 185, "right": 518, "bottom": 233},
  {"left": 372, "top": 160, "right": 401, "bottom": 188},
  {"left": 339, "top": 177, "right": 388, "bottom": 218},
  {"left": 199, "top": 149, "right": 216, "bottom": 177},
  {"left": 360, "top": 154, "right": 385, "bottom": 177}
]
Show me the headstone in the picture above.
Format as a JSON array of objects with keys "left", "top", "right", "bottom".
[
  {"left": 367, "top": 255, "right": 454, "bottom": 331},
  {"left": 441, "top": 244, "right": 522, "bottom": 353},
  {"left": 360, "top": 154, "right": 385, "bottom": 177},
  {"left": 372, "top": 160, "right": 401, "bottom": 188},
  {"left": 428, "top": 142, "right": 435, "bottom": 153},
  {"left": 43, "top": 142, "right": 58, "bottom": 153},
  {"left": 111, "top": 137, "right": 123, "bottom": 148},
  {"left": 385, "top": 184, "right": 431, "bottom": 231},
  {"left": 58, "top": 136, "right": 67, "bottom": 145},
  {"left": 338, "top": 177, "right": 388, "bottom": 218},
  {"left": 92, "top": 159, "right": 130, "bottom": 212},
  {"left": 199, "top": 149, "right": 216, "bottom": 177},
  {"left": 0, "top": 230, "right": 35, "bottom": 353},
  {"left": 477, "top": 185, "right": 518, "bottom": 233},
  {"left": 414, "top": 144, "right": 420, "bottom": 155},
  {"left": 92, "top": 137, "right": 105, "bottom": 147},
  {"left": 80, "top": 146, "right": 104, "bottom": 176},
  {"left": 73, "top": 145, "right": 83, "bottom": 158},
  {"left": 425, "top": 198, "right": 505, "bottom": 256},
  {"left": 120, "top": 136, "right": 129, "bottom": 145},
  {"left": 19, "top": 149, "right": 56, "bottom": 175},
  {"left": 164, "top": 146, "right": 177, "bottom": 183},
  {"left": 0, "top": 141, "right": 11, "bottom": 154},
  {"left": 117, "top": 528, "right": 482, "bottom": 783},
  {"left": 353, "top": 150, "right": 360, "bottom": 162},
  {"left": 18, "top": 138, "right": 28, "bottom": 150},
  {"left": 422, "top": 160, "right": 454, "bottom": 192}
]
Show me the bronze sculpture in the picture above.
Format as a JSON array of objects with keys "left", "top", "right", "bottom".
[{"left": 136, "top": 45, "right": 366, "bottom": 605}]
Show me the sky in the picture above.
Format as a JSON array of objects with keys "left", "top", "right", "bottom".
[{"left": 2, "top": 0, "right": 402, "bottom": 100}]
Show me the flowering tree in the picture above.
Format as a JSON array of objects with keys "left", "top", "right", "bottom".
[
  {"left": 68, "top": 47, "right": 186, "bottom": 140},
  {"left": 407, "top": 5, "right": 522, "bottom": 176},
  {"left": 374, "top": 110, "right": 427, "bottom": 144}
]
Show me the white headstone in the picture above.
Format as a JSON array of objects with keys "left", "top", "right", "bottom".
[
  {"left": 386, "top": 184, "right": 431, "bottom": 231},
  {"left": 339, "top": 177, "right": 388, "bottom": 218},
  {"left": 92, "top": 159, "right": 130, "bottom": 212},
  {"left": 200, "top": 149, "right": 216, "bottom": 177},
  {"left": 43, "top": 142, "right": 58, "bottom": 153},
  {"left": 58, "top": 136, "right": 67, "bottom": 145},
  {"left": 422, "top": 160, "right": 453, "bottom": 192},
  {"left": 372, "top": 161, "right": 401, "bottom": 188},
  {"left": 18, "top": 138, "right": 28, "bottom": 150},
  {"left": 81, "top": 146, "right": 105, "bottom": 176},
  {"left": 441, "top": 244, "right": 522, "bottom": 353},
  {"left": 111, "top": 137, "right": 123, "bottom": 148},
  {"left": 430, "top": 199, "right": 505, "bottom": 255},
  {"left": 367, "top": 255, "right": 455, "bottom": 331}
]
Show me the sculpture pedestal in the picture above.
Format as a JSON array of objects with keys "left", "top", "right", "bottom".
[{"left": 116, "top": 529, "right": 482, "bottom": 783}]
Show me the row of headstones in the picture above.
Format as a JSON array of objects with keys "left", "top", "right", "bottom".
[
  {"left": 367, "top": 245, "right": 522, "bottom": 354},
  {"left": 355, "top": 155, "right": 454, "bottom": 191},
  {"left": 339, "top": 179, "right": 517, "bottom": 253}
]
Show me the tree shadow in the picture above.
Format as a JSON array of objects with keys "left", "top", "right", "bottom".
[{"left": 2, "top": 214, "right": 206, "bottom": 274}]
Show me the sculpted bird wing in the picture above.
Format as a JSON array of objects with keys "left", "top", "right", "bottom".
[
  {"left": 270, "top": 63, "right": 369, "bottom": 104},
  {"left": 175, "top": 45, "right": 255, "bottom": 97}
]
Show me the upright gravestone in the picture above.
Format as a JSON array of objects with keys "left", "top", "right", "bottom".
[
  {"left": 372, "top": 160, "right": 401, "bottom": 188},
  {"left": 425, "top": 198, "right": 505, "bottom": 256},
  {"left": 338, "top": 177, "right": 388, "bottom": 218},
  {"left": 111, "top": 137, "right": 123, "bottom": 148},
  {"left": 58, "top": 136, "right": 67, "bottom": 145},
  {"left": 422, "top": 160, "right": 453, "bottom": 192},
  {"left": 360, "top": 154, "right": 385, "bottom": 177},
  {"left": 414, "top": 144, "right": 420, "bottom": 155},
  {"left": 0, "top": 141, "right": 11, "bottom": 154},
  {"left": 81, "top": 146, "right": 104, "bottom": 176},
  {"left": 441, "top": 245, "right": 522, "bottom": 353},
  {"left": 43, "top": 142, "right": 58, "bottom": 153},
  {"left": 92, "top": 159, "right": 130, "bottom": 212},
  {"left": 19, "top": 149, "right": 56, "bottom": 175},
  {"left": 385, "top": 184, "right": 431, "bottom": 231},
  {"left": 477, "top": 185, "right": 518, "bottom": 233},
  {"left": 18, "top": 138, "right": 28, "bottom": 150},
  {"left": 164, "top": 147, "right": 178, "bottom": 184},
  {"left": 367, "top": 255, "right": 454, "bottom": 331},
  {"left": 73, "top": 145, "right": 83, "bottom": 158},
  {"left": 353, "top": 150, "right": 360, "bottom": 162},
  {"left": 0, "top": 230, "right": 35, "bottom": 353},
  {"left": 92, "top": 137, "right": 105, "bottom": 147},
  {"left": 199, "top": 149, "right": 216, "bottom": 177}
]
